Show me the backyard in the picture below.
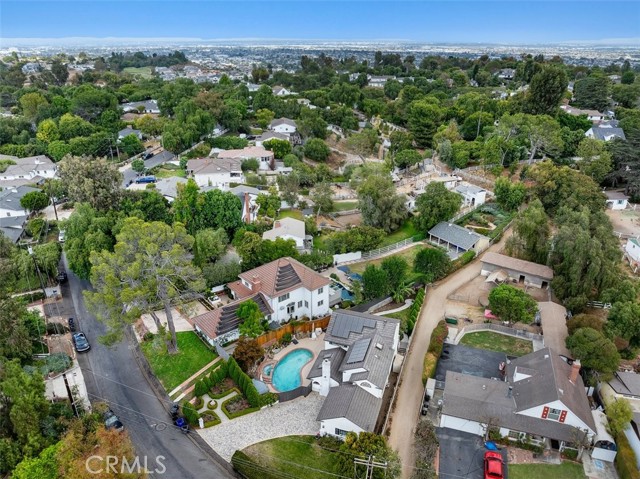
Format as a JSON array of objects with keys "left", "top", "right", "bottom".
[
  {"left": 332, "top": 200, "right": 359, "bottom": 212},
  {"left": 238, "top": 435, "right": 339, "bottom": 479},
  {"left": 277, "top": 209, "right": 304, "bottom": 220},
  {"left": 459, "top": 331, "right": 533, "bottom": 357},
  {"left": 456, "top": 204, "right": 514, "bottom": 240},
  {"left": 140, "top": 331, "right": 216, "bottom": 391},
  {"left": 122, "top": 66, "right": 154, "bottom": 78},
  {"left": 380, "top": 218, "right": 419, "bottom": 246},
  {"left": 348, "top": 243, "right": 424, "bottom": 275},
  {"left": 151, "top": 164, "right": 186, "bottom": 179},
  {"left": 509, "top": 462, "right": 586, "bottom": 479}
]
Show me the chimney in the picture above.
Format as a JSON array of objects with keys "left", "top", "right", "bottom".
[
  {"left": 251, "top": 274, "right": 261, "bottom": 292},
  {"left": 244, "top": 192, "right": 251, "bottom": 223},
  {"left": 320, "top": 358, "right": 331, "bottom": 397},
  {"left": 569, "top": 359, "right": 581, "bottom": 384}
]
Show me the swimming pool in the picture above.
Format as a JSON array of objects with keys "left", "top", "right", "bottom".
[
  {"left": 263, "top": 364, "right": 274, "bottom": 376},
  {"left": 272, "top": 349, "right": 313, "bottom": 392}
]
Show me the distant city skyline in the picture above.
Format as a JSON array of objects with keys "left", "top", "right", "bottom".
[{"left": 1, "top": 1, "right": 639, "bottom": 46}]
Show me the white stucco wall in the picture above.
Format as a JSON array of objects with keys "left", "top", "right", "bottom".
[
  {"left": 272, "top": 124, "right": 296, "bottom": 134},
  {"left": 193, "top": 172, "right": 244, "bottom": 189},
  {"left": 320, "top": 417, "right": 365, "bottom": 437},
  {"left": 518, "top": 399, "right": 594, "bottom": 434},
  {"left": 267, "top": 286, "right": 329, "bottom": 323}
]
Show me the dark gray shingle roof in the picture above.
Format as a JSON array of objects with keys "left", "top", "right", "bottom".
[
  {"left": 325, "top": 309, "right": 399, "bottom": 347},
  {"left": 590, "top": 127, "right": 626, "bottom": 141},
  {"left": 307, "top": 347, "right": 346, "bottom": 383},
  {"left": 608, "top": 372, "right": 640, "bottom": 397},
  {"left": 316, "top": 384, "right": 382, "bottom": 432},
  {"left": 429, "top": 222, "right": 488, "bottom": 251}
]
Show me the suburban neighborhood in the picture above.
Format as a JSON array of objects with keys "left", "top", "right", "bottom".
[{"left": 1, "top": 5, "right": 640, "bottom": 479}]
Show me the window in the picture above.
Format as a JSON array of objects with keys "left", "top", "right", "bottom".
[
  {"left": 305, "top": 301, "right": 309, "bottom": 308},
  {"left": 287, "top": 303, "right": 295, "bottom": 314},
  {"left": 318, "top": 287, "right": 324, "bottom": 294},
  {"left": 278, "top": 293, "right": 290, "bottom": 303},
  {"left": 547, "top": 408, "right": 562, "bottom": 421},
  {"left": 298, "top": 301, "right": 302, "bottom": 308},
  {"left": 318, "top": 300, "right": 324, "bottom": 307},
  {"left": 335, "top": 428, "right": 348, "bottom": 437}
]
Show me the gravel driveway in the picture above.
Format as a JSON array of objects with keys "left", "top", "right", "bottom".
[{"left": 197, "top": 393, "right": 324, "bottom": 461}]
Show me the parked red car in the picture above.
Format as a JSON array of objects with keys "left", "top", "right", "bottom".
[{"left": 484, "top": 451, "right": 504, "bottom": 479}]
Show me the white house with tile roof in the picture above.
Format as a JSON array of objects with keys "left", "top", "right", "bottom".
[
  {"left": 311, "top": 310, "right": 400, "bottom": 438},
  {"left": 227, "top": 256, "right": 330, "bottom": 325}
]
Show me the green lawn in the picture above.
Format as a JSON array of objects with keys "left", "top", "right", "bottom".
[
  {"left": 140, "top": 331, "right": 216, "bottom": 391},
  {"left": 277, "top": 209, "right": 304, "bottom": 220},
  {"left": 509, "top": 462, "right": 586, "bottom": 479},
  {"left": 349, "top": 243, "right": 424, "bottom": 275},
  {"left": 460, "top": 331, "right": 533, "bottom": 357},
  {"left": 380, "top": 219, "right": 419, "bottom": 247},
  {"left": 152, "top": 166, "right": 186, "bottom": 179},
  {"left": 332, "top": 200, "right": 359, "bottom": 212},
  {"left": 123, "top": 66, "right": 153, "bottom": 78},
  {"left": 241, "top": 436, "right": 339, "bottom": 479}
]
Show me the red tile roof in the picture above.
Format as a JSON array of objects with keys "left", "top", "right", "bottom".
[{"left": 237, "top": 257, "right": 330, "bottom": 298}]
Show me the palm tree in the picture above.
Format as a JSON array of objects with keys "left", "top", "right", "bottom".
[{"left": 392, "top": 281, "right": 414, "bottom": 303}]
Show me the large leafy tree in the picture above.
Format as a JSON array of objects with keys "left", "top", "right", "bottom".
[
  {"left": 310, "top": 182, "right": 334, "bottom": 214},
  {"left": 525, "top": 64, "right": 568, "bottom": 115},
  {"left": 606, "top": 399, "right": 633, "bottom": 436},
  {"left": 193, "top": 228, "right": 228, "bottom": 268},
  {"left": 605, "top": 302, "right": 640, "bottom": 346},
  {"left": 494, "top": 177, "right": 526, "bottom": 212},
  {"left": 263, "top": 138, "right": 291, "bottom": 159},
  {"left": 85, "top": 217, "right": 205, "bottom": 353},
  {"left": 408, "top": 99, "right": 443, "bottom": 148},
  {"left": 414, "top": 247, "right": 450, "bottom": 282},
  {"left": 304, "top": 138, "right": 331, "bottom": 162},
  {"left": 414, "top": 182, "right": 461, "bottom": 234},
  {"left": 394, "top": 149, "right": 422, "bottom": 170},
  {"left": 237, "top": 300, "right": 265, "bottom": 338},
  {"left": 362, "top": 264, "right": 389, "bottom": 300},
  {"left": 381, "top": 256, "right": 408, "bottom": 292},
  {"left": 358, "top": 174, "right": 408, "bottom": 233},
  {"left": 232, "top": 337, "right": 264, "bottom": 372},
  {"left": 574, "top": 75, "right": 611, "bottom": 112},
  {"left": 337, "top": 432, "right": 401, "bottom": 479},
  {"left": 566, "top": 328, "right": 620, "bottom": 380},
  {"left": 20, "top": 191, "right": 49, "bottom": 214},
  {"left": 57, "top": 156, "right": 122, "bottom": 211},
  {"left": 505, "top": 199, "right": 550, "bottom": 264},
  {"left": 488, "top": 284, "right": 538, "bottom": 324},
  {"left": 549, "top": 207, "right": 620, "bottom": 306},
  {"left": 576, "top": 138, "right": 613, "bottom": 184}
]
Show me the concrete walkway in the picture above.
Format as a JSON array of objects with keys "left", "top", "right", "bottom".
[
  {"left": 374, "top": 299, "right": 413, "bottom": 316},
  {"left": 197, "top": 390, "right": 238, "bottom": 424},
  {"left": 387, "top": 230, "right": 512, "bottom": 479}
]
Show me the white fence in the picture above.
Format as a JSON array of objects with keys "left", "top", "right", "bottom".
[
  {"left": 333, "top": 251, "right": 362, "bottom": 264},
  {"left": 333, "top": 237, "right": 417, "bottom": 266}
]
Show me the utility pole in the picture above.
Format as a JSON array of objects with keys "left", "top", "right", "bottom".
[{"left": 354, "top": 455, "right": 387, "bottom": 479}]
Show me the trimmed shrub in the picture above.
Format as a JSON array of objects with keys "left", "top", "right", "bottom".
[
  {"left": 422, "top": 352, "right": 438, "bottom": 385},
  {"left": 192, "top": 396, "right": 203, "bottom": 409},
  {"left": 615, "top": 432, "right": 640, "bottom": 479},
  {"left": 201, "top": 411, "right": 221, "bottom": 428},
  {"left": 428, "top": 320, "right": 448, "bottom": 356},
  {"left": 194, "top": 379, "right": 209, "bottom": 398},
  {"left": 182, "top": 402, "right": 199, "bottom": 426},
  {"left": 209, "top": 361, "right": 228, "bottom": 386}
]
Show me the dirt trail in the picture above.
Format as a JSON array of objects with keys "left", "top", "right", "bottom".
[{"left": 387, "top": 231, "right": 512, "bottom": 478}]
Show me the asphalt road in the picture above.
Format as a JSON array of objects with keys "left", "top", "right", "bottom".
[{"left": 61, "top": 253, "right": 235, "bottom": 479}]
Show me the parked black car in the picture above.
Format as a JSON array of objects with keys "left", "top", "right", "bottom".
[
  {"left": 104, "top": 409, "right": 124, "bottom": 431},
  {"left": 57, "top": 271, "right": 68, "bottom": 283},
  {"left": 68, "top": 317, "right": 76, "bottom": 332},
  {"left": 72, "top": 332, "right": 90, "bottom": 352}
]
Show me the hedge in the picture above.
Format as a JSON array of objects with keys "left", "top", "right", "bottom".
[
  {"left": 182, "top": 402, "right": 199, "bottom": 426},
  {"left": 615, "top": 431, "right": 640, "bottom": 479},
  {"left": 422, "top": 352, "right": 438, "bottom": 385},
  {"left": 228, "top": 357, "right": 262, "bottom": 407},
  {"left": 209, "top": 360, "right": 229, "bottom": 387},
  {"left": 221, "top": 395, "right": 260, "bottom": 419},
  {"left": 209, "top": 387, "right": 239, "bottom": 400},
  {"left": 422, "top": 320, "right": 448, "bottom": 385},
  {"left": 406, "top": 288, "right": 426, "bottom": 336},
  {"left": 201, "top": 411, "right": 221, "bottom": 428}
]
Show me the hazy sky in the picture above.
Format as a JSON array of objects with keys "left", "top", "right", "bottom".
[{"left": 1, "top": 1, "right": 639, "bottom": 44}]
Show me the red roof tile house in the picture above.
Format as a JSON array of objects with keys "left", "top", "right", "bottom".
[{"left": 192, "top": 257, "right": 330, "bottom": 345}]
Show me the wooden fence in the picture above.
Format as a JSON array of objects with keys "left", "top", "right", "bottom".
[
  {"left": 278, "top": 383, "right": 312, "bottom": 402},
  {"left": 255, "top": 317, "right": 331, "bottom": 347}
]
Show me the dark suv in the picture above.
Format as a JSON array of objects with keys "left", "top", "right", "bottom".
[
  {"left": 104, "top": 409, "right": 124, "bottom": 431},
  {"left": 68, "top": 317, "right": 76, "bottom": 332}
]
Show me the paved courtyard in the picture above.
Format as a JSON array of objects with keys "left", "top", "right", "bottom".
[{"left": 197, "top": 393, "right": 324, "bottom": 461}]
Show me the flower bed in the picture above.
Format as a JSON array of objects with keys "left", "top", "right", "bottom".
[
  {"left": 221, "top": 394, "right": 260, "bottom": 419},
  {"left": 210, "top": 378, "right": 239, "bottom": 399},
  {"left": 200, "top": 411, "right": 221, "bottom": 428}
]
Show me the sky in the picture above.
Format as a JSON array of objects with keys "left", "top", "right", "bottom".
[{"left": 1, "top": 1, "right": 639, "bottom": 45}]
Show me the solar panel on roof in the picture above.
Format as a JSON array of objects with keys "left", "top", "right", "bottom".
[
  {"left": 346, "top": 338, "right": 371, "bottom": 364},
  {"left": 331, "top": 313, "right": 378, "bottom": 339},
  {"left": 275, "top": 264, "right": 301, "bottom": 291}
]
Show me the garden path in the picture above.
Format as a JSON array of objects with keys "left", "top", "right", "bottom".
[{"left": 197, "top": 390, "right": 238, "bottom": 423}]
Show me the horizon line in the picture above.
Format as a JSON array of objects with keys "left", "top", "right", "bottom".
[{"left": 2, "top": 36, "right": 640, "bottom": 47}]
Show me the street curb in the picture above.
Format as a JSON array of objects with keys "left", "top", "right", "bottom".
[{"left": 125, "top": 327, "right": 240, "bottom": 478}]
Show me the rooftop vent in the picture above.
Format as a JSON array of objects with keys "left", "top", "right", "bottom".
[{"left": 375, "top": 343, "right": 383, "bottom": 350}]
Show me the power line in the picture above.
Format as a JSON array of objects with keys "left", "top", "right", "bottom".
[{"left": 247, "top": 450, "right": 352, "bottom": 479}]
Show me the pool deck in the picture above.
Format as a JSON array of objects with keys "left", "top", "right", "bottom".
[{"left": 265, "top": 333, "right": 326, "bottom": 393}]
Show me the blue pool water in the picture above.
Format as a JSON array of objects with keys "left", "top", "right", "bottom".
[
  {"left": 263, "top": 364, "right": 273, "bottom": 376},
  {"left": 272, "top": 349, "right": 313, "bottom": 392}
]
